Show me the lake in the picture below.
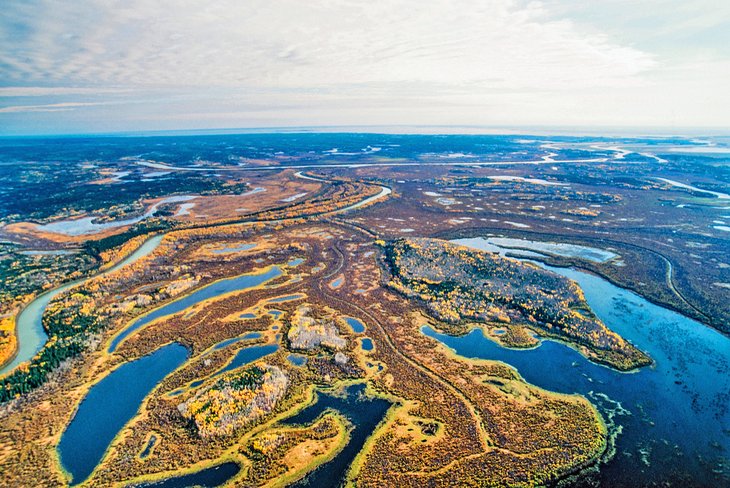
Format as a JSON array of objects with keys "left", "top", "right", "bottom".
[
  {"left": 58, "top": 343, "right": 189, "bottom": 486},
  {"left": 424, "top": 249, "right": 730, "bottom": 486}
]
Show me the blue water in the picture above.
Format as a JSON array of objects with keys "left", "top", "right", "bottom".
[
  {"left": 361, "top": 338, "right": 373, "bottom": 351},
  {"left": 239, "top": 312, "right": 257, "bottom": 319},
  {"left": 282, "top": 384, "right": 391, "bottom": 487},
  {"left": 344, "top": 317, "right": 365, "bottom": 333},
  {"left": 288, "top": 258, "right": 305, "bottom": 267},
  {"left": 213, "top": 344, "right": 278, "bottom": 378},
  {"left": 58, "top": 343, "right": 189, "bottom": 485},
  {"left": 423, "top": 263, "right": 730, "bottom": 486},
  {"left": 108, "top": 267, "right": 282, "bottom": 352},
  {"left": 287, "top": 354, "right": 308, "bottom": 366},
  {"left": 133, "top": 462, "right": 240, "bottom": 488}
]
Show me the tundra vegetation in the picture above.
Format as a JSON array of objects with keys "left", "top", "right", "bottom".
[
  {"left": 1, "top": 133, "right": 725, "bottom": 487},
  {"left": 383, "top": 237, "right": 651, "bottom": 370}
]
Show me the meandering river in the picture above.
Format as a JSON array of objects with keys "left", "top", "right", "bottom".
[{"left": 0, "top": 235, "right": 164, "bottom": 376}]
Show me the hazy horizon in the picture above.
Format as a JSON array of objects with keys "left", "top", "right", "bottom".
[{"left": 2, "top": 124, "right": 730, "bottom": 140}]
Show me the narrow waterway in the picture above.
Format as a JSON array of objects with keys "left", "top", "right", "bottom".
[
  {"left": 0, "top": 235, "right": 164, "bottom": 376},
  {"left": 108, "top": 266, "right": 282, "bottom": 352}
]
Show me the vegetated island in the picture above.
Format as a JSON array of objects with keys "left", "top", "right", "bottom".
[{"left": 383, "top": 237, "right": 651, "bottom": 371}]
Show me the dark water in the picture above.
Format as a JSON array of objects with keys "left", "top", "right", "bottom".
[
  {"left": 58, "top": 343, "right": 189, "bottom": 485},
  {"left": 139, "top": 435, "right": 157, "bottom": 459},
  {"left": 108, "top": 267, "right": 282, "bottom": 352},
  {"left": 281, "top": 384, "right": 391, "bottom": 487},
  {"left": 131, "top": 462, "right": 240, "bottom": 488},
  {"left": 168, "top": 343, "right": 277, "bottom": 397},
  {"left": 423, "top": 263, "right": 730, "bottom": 486}
]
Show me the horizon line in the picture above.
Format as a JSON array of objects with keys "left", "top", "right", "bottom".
[{"left": 1, "top": 124, "right": 729, "bottom": 139}]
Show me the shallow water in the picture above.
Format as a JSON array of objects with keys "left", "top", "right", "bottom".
[
  {"left": 58, "top": 343, "right": 189, "bottom": 486},
  {"left": 1, "top": 235, "right": 164, "bottom": 376},
  {"left": 424, "top": 254, "right": 730, "bottom": 486},
  {"left": 38, "top": 196, "right": 197, "bottom": 236},
  {"left": 108, "top": 266, "right": 282, "bottom": 352},
  {"left": 281, "top": 384, "right": 391, "bottom": 487},
  {"left": 210, "top": 243, "right": 256, "bottom": 254},
  {"left": 287, "top": 353, "right": 307, "bottom": 366},
  {"left": 454, "top": 236, "right": 618, "bottom": 263}
]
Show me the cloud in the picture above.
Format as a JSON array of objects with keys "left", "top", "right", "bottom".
[
  {"left": 0, "top": 87, "right": 131, "bottom": 97},
  {"left": 0, "top": 102, "right": 111, "bottom": 113},
  {"left": 0, "top": 0, "right": 727, "bottom": 132},
  {"left": 1, "top": 0, "right": 655, "bottom": 90}
]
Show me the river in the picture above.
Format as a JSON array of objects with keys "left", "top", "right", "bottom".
[{"left": 0, "top": 235, "right": 164, "bottom": 376}]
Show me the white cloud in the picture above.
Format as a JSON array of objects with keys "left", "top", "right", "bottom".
[
  {"left": 0, "top": 0, "right": 727, "bottom": 132},
  {"left": 1, "top": 0, "right": 655, "bottom": 90},
  {"left": 0, "top": 87, "right": 130, "bottom": 97},
  {"left": 0, "top": 102, "right": 110, "bottom": 113}
]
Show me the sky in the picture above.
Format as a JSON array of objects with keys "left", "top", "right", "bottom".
[{"left": 0, "top": 0, "right": 728, "bottom": 135}]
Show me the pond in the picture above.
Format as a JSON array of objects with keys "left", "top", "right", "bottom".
[
  {"left": 210, "top": 243, "right": 256, "bottom": 254},
  {"left": 344, "top": 317, "right": 365, "bottom": 333},
  {"left": 281, "top": 383, "right": 391, "bottom": 487},
  {"left": 287, "top": 354, "right": 307, "bottom": 366},
  {"left": 58, "top": 343, "right": 189, "bottom": 486},
  {"left": 1, "top": 235, "right": 164, "bottom": 376},
  {"left": 139, "top": 435, "right": 157, "bottom": 459},
  {"left": 425, "top": 248, "right": 730, "bottom": 486},
  {"left": 108, "top": 266, "right": 283, "bottom": 352}
]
